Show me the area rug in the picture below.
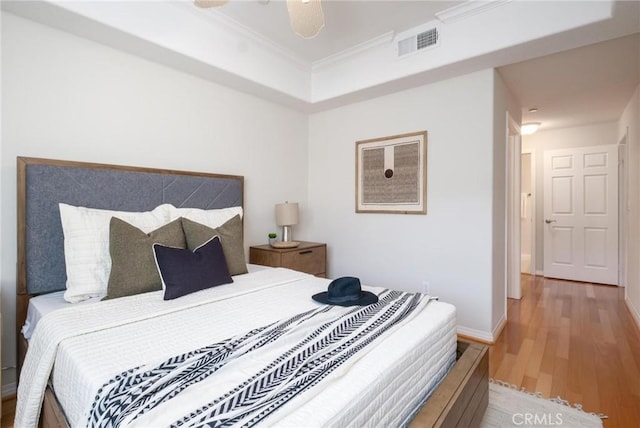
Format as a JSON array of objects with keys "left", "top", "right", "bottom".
[{"left": 480, "top": 380, "right": 606, "bottom": 428}]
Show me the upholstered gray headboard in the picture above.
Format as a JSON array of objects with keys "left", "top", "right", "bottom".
[{"left": 17, "top": 157, "right": 244, "bottom": 298}]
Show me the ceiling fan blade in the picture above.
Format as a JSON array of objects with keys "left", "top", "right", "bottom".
[
  {"left": 194, "top": 0, "right": 229, "bottom": 8},
  {"left": 286, "top": 0, "right": 325, "bottom": 39}
]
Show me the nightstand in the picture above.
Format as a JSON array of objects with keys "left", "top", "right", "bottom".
[{"left": 249, "top": 241, "right": 326, "bottom": 277}]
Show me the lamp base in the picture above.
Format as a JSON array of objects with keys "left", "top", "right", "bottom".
[
  {"left": 271, "top": 241, "right": 300, "bottom": 249},
  {"left": 282, "top": 225, "right": 295, "bottom": 242}
]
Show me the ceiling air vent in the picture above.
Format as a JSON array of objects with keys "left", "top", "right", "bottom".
[{"left": 397, "top": 27, "right": 439, "bottom": 57}]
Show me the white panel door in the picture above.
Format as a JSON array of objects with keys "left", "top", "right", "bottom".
[{"left": 543, "top": 145, "right": 618, "bottom": 285}]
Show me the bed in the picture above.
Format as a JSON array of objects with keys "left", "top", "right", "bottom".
[{"left": 15, "top": 156, "right": 488, "bottom": 428}]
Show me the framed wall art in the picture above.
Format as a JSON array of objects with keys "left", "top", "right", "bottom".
[{"left": 355, "top": 131, "right": 427, "bottom": 214}]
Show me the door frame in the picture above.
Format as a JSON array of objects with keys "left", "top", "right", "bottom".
[
  {"left": 618, "top": 128, "right": 629, "bottom": 287},
  {"left": 520, "top": 149, "right": 536, "bottom": 276},
  {"left": 506, "top": 112, "right": 522, "bottom": 300}
]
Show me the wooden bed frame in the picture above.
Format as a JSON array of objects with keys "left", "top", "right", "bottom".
[
  {"left": 411, "top": 341, "right": 489, "bottom": 427},
  {"left": 35, "top": 341, "right": 487, "bottom": 428},
  {"left": 16, "top": 157, "right": 488, "bottom": 427}
]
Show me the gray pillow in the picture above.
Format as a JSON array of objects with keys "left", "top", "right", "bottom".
[
  {"left": 105, "top": 217, "right": 186, "bottom": 300},
  {"left": 181, "top": 215, "right": 248, "bottom": 276}
]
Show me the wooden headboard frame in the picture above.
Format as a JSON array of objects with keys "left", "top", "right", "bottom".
[{"left": 16, "top": 157, "right": 244, "bottom": 369}]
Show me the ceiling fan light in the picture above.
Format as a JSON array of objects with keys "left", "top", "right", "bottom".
[
  {"left": 194, "top": 0, "right": 229, "bottom": 8},
  {"left": 287, "top": 0, "right": 325, "bottom": 39}
]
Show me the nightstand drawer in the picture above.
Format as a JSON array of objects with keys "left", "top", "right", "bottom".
[
  {"left": 280, "top": 246, "right": 326, "bottom": 276},
  {"left": 249, "top": 242, "right": 326, "bottom": 277}
]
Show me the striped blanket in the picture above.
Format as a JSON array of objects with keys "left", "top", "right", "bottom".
[{"left": 86, "top": 290, "right": 430, "bottom": 427}]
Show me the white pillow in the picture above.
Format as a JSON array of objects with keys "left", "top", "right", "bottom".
[
  {"left": 169, "top": 205, "right": 243, "bottom": 229},
  {"left": 59, "top": 203, "right": 173, "bottom": 303}
]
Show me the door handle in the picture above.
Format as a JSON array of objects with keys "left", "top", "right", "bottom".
[{"left": 545, "top": 219, "right": 556, "bottom": 224}]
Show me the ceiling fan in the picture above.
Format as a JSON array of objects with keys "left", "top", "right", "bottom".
[{"left": 194, "top": 0, "right": 325, "bottom": 39}]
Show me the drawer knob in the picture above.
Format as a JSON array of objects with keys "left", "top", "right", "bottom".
[{"left": 299, "top": 250, "right": 313, "bottom": 255}]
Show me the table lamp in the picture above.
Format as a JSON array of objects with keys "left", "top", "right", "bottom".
[{"left": 275, "top": 202, "right": 299, "bottom": 248}]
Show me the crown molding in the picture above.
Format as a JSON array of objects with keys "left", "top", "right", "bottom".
[
  {"left": 312, "top": 31, "right": 394, "bottom": 72},
  {"left": 177, "top": 1, "right": 312, "bottom": 72},
  {"left": 436, "top": 0, "right": 511, "bottom": 24},
  {"left": 311, "top": 0, "right": 511, "bottom": 72}
]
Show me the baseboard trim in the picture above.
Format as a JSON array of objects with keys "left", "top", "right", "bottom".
[
  {"left": 492, "top": 314, "right": 507, "bottom": 341},
  {"left": 2, "top": 392, "right": 16, "bottom": 401},
  {"left": 457, "top": 326, "right": 494, "bottom": 345},
  {"left": 535, "top": 270, "right": 544, "bottom": 276},
  {"left": 456, "top": 314, "right": 506, "bottom": 345},
  {"left": 2, "top": 382, "right": 17, "bottom": 398},
  {"left": 625, "top": 295, "right": 640, "bottom": 333}
]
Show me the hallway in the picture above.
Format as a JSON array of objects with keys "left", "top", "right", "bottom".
[{"left": 490, "top": 275, "right": 640, "bottom": 427}]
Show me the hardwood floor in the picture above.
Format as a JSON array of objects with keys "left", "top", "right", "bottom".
[
  {"left": 2, "top": 275, "right": 639, "bottom": 427},
  {"left": 1, "top": 396, "right": 15, "bottom": 428},
  {"left": 490, "top": 275, "right": 640, "bottom": 428}
]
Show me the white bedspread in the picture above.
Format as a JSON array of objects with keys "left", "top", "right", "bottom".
[
  {"left": 20, "top": 264, "right": 269, "bottom": 340},
  {"left": 21, "top": 291, "right": 101, "bottom": 340},
  {"left": 16, "top": 268, "right": 456, "bottom": 428}
]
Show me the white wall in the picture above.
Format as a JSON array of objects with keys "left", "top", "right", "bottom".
[
  {"left": 619, "top": 84, "right": 640, "bottom": 328},
  {"left": 492, "top": 70, "right": 521, "bottom": 333},
  {"left": 307, "top": 69, "right": 508, "bottom": 341},
  {"left": 1, "top": 13, "right": 309, "bottom": 393},
  {"left": 0, "top": 7, "right": 4, "bottom": 401},
  {"left": 521, "top": 122, "right": 619, "bottom": 273}
]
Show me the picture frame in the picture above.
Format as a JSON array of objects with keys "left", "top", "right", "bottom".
[{"left": 355, "top": 131, "right": 427, "bottom": 214}]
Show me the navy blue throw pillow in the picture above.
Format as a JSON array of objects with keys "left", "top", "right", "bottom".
[{"left": 153, "top": 235, "right": 233, "bottom": 300}]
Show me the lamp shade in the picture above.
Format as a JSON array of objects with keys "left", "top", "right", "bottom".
[{"left": 276, "top": 202, "right": 299, "bottom": 226}]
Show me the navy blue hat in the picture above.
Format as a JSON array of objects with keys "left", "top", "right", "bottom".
[{"left": 312, "top": 277, "right": 378, "bottom": 307}]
